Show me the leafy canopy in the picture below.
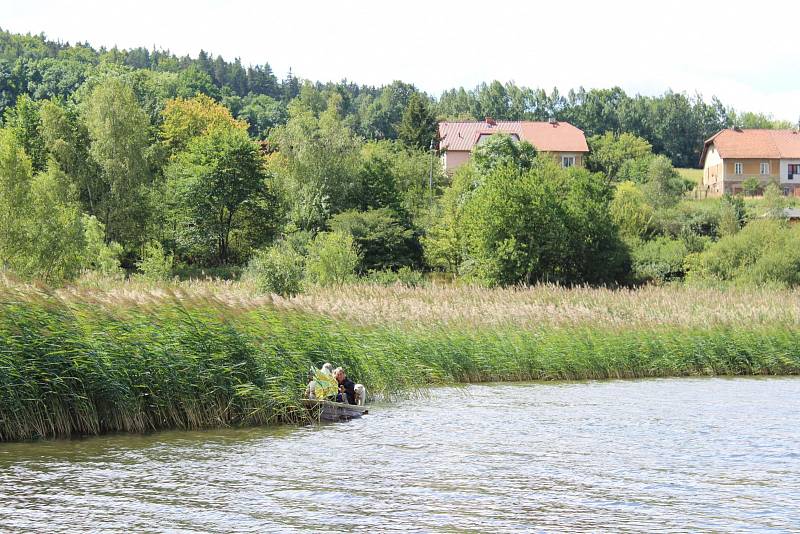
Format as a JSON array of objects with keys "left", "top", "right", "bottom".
[{"left": 166, "top": 125, "right": 276, "bottom": 264}]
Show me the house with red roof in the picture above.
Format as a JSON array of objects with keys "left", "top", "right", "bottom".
[
  {"left": 700, "top": 128, "right": 800, "bottom": 196},
  {"left": 438, "top": 118, "right": 589, "bottom": 173}
]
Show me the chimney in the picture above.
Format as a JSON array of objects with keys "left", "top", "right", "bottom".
[
  {"left": 485, "top": 117, "right": 496, "bottom": 126},
  {"left": 548, "top": 117, "right": 558, "bottom": 125}
]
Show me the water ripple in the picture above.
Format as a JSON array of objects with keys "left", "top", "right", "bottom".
[{"left": 1, "top": 377, "right": 800, "bottom": 532}]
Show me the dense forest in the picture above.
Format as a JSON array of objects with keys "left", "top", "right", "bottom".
[
  {"left": 1, "top": 28, "right": 798, "bottom": 289},
  {"left": 1, "top": 29, "right": 793, "bottom": 165}
]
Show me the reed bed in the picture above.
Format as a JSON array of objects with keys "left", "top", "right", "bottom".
[
  {"left": 2, "top": 277, "right": 799, "bottom": 441},
  {"left": 282, "top": 283, "right": 800, "bottom": 329}
]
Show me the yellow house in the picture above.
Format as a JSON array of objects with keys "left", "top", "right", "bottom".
[
  {"left": 700, "top": 128, "right": 800, "bottom": 196},
  {"left": 438, "top": 118, "right": 589, "bottom": 173}
]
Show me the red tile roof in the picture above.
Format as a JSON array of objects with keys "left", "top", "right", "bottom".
[
  {"left": 701, "top": 128, "right": 800, "bottom": 165},
  {"left": 439, "top": 120, "right": 589, "bottom": 153}
]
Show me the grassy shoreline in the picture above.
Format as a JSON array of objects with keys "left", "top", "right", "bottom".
[{"left": 2, "top": 280, "right": 799, "bottom": 441}]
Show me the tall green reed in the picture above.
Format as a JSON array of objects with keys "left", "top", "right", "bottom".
[{"left": 1, "top": 282, "right": 798, "bottom": 441}]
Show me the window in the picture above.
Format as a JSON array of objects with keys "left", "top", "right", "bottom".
[
  {"left": 789, "top": 164, "right": 800, "bottom": 180},
  {"left": 562, "top": 155, "right": 575, "bottom": 168},
  {"left": 761, "top": 162, "right": 770, "bottom": 175},
  {"left": 734, "top": 162, "right": 743, "bottom": 175}
]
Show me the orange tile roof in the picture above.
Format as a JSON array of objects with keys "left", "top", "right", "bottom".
[
  {"left": 701, "top": 128, "right": 800, "bottom": 164},
  {"left": 439, "top": 120, "right": 589, "bottom": 153}
]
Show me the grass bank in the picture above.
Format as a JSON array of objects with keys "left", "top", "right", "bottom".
[{"left": 2, "top": 280, "right": 799, "bottom": 441}]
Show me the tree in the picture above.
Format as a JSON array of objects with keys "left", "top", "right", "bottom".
[
  {"left": 3, "top": 95, "right": 46, "bottom": 173},
  {"left": 616, "top": 156, "right": 654, "bottom": 184},
  {"left": 398, "top": 93, "right": 438, "bottom": 150},
  {"left": 161, "top": 94, "right": 247, "bottom": 155},
  {"left": 38, "top": 99, "right": 100, "bottom": 215},
  {"left": 471, "top": 134, "right": 537, "bottom": 175},
  {"left": 733, "top": 111, "right": 793, "bottom": 130},
  {"left": 268, "top": 97, "right": 363, "bottom": 230},
  {"left": 166, "top": 126, "right": 276, "bottom": 264},
  {"left": 237, "top": 94, "right": 287, "bottom": 139},
  {"left": 0, "top": 130, "right": 87, "bottom": 282},
  {"left": 458, "top": 160, "right": 627, "bottom": 286},
  {"left": 24, "top": 166, "right": 86, "bottom": 282},
  {"left": 630, "top": 237, "right": 689, "bottom": 284},
  {"left": 175, "top": 64, "right": 219, "bottom": 99},
  {"left": 81, "top": 214, "right": 123, "bottom": 276},
  {"left": 83, "top": 77, "right": 152, "bottom": 248},
  {"left": 246, "top": 63, "right": 279, "bottom": 99},
  {"left": 328, "top": 208, "right": 420, "bottom": 272},
  {"left": 359, "top": 81, "right": 416, "bottom": 139},
  {"left": 685, "top": 220, "right": 800, "bottom": 287},
  {"left": 26, "top": 58, "right": 89, "bottom": 102},
  {"left": 0, "top": 129, "right": 33, "bottom": 268},
  {"left": 134, "top": 241, "right": 174, "bottom": 281},
  {"left": 642, "top": 155, "right": 687, "bottom": 208},
  {"left": 477, "top": 81, "right": 509, "bottom": 119},
  {"left": 422, "top": 164, "right": 479, "bottom": 273},
  {"left": 585, "top": 132, "right": 652, "bottom": 181},
  {"left": 356, "top": 140, "right": 444, "bottom": 228},
  {"left": 610, "top": 181, "right": 654, "bottom": 239}
]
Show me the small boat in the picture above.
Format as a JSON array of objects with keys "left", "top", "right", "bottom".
[{"left": 303, "top": 399, "right": 369, "bottom": 422}]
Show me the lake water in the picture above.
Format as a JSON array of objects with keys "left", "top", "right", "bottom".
[{"left": 1, "top": 377, "right": 799, "bottom": 532}]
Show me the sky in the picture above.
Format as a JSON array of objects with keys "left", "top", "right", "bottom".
[{"left": 4, "top": 0, "right": 800, "bottom": 120}]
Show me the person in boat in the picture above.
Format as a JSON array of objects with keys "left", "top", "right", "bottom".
[
  {"left": 333, "top": 367, "right": 357, "bottom": 405},
  {"left": 306, "top": 363, "right": 336, "bottom": 399}
]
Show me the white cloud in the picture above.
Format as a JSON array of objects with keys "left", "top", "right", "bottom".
[{"left": 4, "top": 0, "right": 799, "bottom": 120}]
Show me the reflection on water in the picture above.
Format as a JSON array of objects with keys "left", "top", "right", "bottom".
[{"left": 1, "top": 377, "right": 799, "bottom": 532}]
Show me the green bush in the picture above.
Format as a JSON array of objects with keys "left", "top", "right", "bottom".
[
  {"left": 631, "top": 237, "right": 689, "bottom": 283},
  {"left": 458, "top": 159, "right": 628, "bottom": 286},
  {"left": 610, "top": 181, "right": 654, "bottom": 239},
  {"left": 586, "top": 132, "right": 652, "bottom": 181},
  {"left": 244, "top": 241, "right": 305, "bottom": 296},
  {"left": 742, "top": 177, "right": 760, "bottom": 196},
  {"left": 718, "top": 194, "right": 746, "bottom": 237},
  {"left": 135, "top": 241, "right": 174, "bottom": 281},
  {"left": 616, "top": 156, "right": 654, "bottom": 184},
  {"left": 653, "top": 201, "right": 721, "bottom": 238},
  {"left": 81, "top": 214, "right": 124, "bottom": 277},
  {"left": 686, "top": 220, "right": 800, "bottom": 286},
  {"left": 328, "top": 208, "right": 420, "bottom": 272},
  {"left": 642, "top": 155, "right": 690, "bottom": 208},
  {"left": 305, "top": 231, "right": 360, "bottom": 286}
]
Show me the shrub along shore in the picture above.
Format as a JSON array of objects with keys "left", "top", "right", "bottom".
[{"left": 1, "top": 281, "right": 799, "bottom": 441}]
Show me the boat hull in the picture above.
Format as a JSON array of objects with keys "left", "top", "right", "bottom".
[{"left": 303, "top": 399, "right": 368, "bottom": 422}]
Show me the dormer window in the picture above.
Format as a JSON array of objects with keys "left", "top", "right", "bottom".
[{"left": 476, "top": 133, "right": 519, "bottom": 145}]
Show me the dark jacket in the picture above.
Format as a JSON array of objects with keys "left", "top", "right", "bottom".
[{"left": 338, "top": 377, "right": 357, "bottom": 405}]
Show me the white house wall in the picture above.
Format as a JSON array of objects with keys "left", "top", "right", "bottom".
[
  {"left": 705, "top": 145, "right": 723, "bottom": 167},
  {"left": 780, "top": 159, "right": 800, "bottom": 183}
]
